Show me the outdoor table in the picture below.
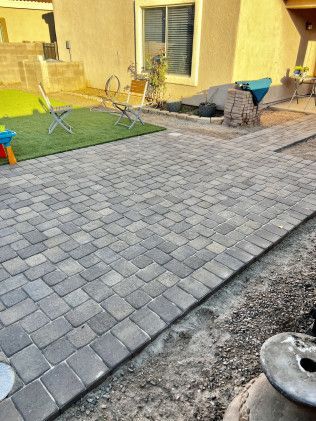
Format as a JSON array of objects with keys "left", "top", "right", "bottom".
[{"left": 289, "top": 77, "right": 316, "bottom": 110}]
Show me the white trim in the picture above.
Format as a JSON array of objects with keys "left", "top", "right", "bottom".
[
  {"left": 135, "top": 0, "right": 203, "bottom": 87},
  {"left": 0, "top": 0, "right": 53, "bottom": 11}
]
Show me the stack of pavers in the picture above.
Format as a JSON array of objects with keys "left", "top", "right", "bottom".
[
  {"left": 224, "top": 88, "right": 261, "bottom": 126},
  {"left": 224, "top": 77, "right": 272, "bottom": 127}
]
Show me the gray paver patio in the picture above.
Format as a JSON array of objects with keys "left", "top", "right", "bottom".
[{"left": 0, "top": 115, "right": 315, "bottom": 420}]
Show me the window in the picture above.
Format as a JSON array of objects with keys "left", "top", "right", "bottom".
[
  {"left": 0, "top": 18, "right": 8, "bottom": 43},
  {"left": 136, "top": 0, "right": 202, "bottom": 86},
  {"left": 143, "top": 5, "right": 195, "bottom": 76}
]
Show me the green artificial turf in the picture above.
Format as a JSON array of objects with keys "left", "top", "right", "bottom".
[
  {"left": 0, "top": 89, "right": 64, "bottom": 118},
  {"left": 0, "top": 90, "right": 164, "bottom": 164}
]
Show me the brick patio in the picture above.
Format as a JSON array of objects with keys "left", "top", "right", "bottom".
[{"left": 0, "top": 115, "right": 315, "bottom": 420}]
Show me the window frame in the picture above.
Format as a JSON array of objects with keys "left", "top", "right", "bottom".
[{"left": 135, "top": 0, "right": 203, "bottom": 87}]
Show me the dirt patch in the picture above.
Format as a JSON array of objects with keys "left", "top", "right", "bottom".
[
  {"left": 50, "top": 92, "right": 99, "bottom": 109},
  {"left": 142, "top": 113, "right": 248, "bottom": 140},
  {"left": 52, "top": 88, "right": 307, "bottom": 141},
  {"left": 0, "top": 83, "right": 22, "bottom": 90},
  {"left": 58, "top": 217, "right": 316, "bottom": 421},
  {"left": 280, "top": 136, "right": 316, "bottom": 161},
  {"left": 75, "top": 87, "right": 108, "bottom": 98},
  {"left": 143, "top": 108, "right": 307, "bottom": 141},
  {"left": 259, "top": 109, "right": 304, "bottom": 128}
]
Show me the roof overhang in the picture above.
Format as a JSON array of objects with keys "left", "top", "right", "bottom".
[
  {"left": 0, "top": 0, "right": 53, "bottom": 11},
  {"left": 285, "top": 0, "right": 316, "bottom": 8}
]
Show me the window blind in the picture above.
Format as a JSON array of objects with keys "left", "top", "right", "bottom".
[
  {"left": 143, "top": 5, "right": 195, "bottom": 76},
  {"left": 144, "top": 7, "right": 166, "bottom": 69},
  {"left": 167, "top": 6, "right": 195, "bottom": 76}
]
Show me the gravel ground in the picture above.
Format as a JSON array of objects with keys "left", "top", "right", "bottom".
[
  {"left": 143, "top": 113, "right": 247, "bottom": 140},
  {"left": 281, "top": 136, "right": 316, "bottom": 161},
  {"left": 58, "top": 216, "right": 316, "bottom": 421},
  {"left": 51, "top": 92, "right": 98, "bottom": 108},
  {"left": 259, "top": 109, "right": 304, "bottom": 128},
  {"left": 57, "top": 89, "right": 306, "bottom": 141},
  {"left": 143, "top": 109, "right": 305, "bottom": 140}
]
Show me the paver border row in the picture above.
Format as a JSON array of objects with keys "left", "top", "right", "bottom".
[
  {"left": 5, "top": 211, "right": 314, "bottom": 421},
  {"left": 274, "top": 133, "right": 316, "bottom": 153}
]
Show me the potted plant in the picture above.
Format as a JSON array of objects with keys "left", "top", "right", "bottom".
[
  {"left": 293, "top": 66, "right": 309, "bottom": 81},
  {"left": 198, "top": 89, "right": 217, "bottom": 117},
  {"left": 166, "top": 98, "right": 182, "bottom": 113}
]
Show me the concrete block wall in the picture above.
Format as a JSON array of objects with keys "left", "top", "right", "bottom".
[
  {"left": 20, "top": 59, "right": 86, "bottom": 93},
  {"left": 224, "top": 88, "right": 262, "bottom": 127},
  {"left": 45, "top": 61, "right": 86, "bottom": 93},
  {"left": 19, "top": 59, "right": 43, "bottom": 92},
  {"left": 0, "top": 42, "right": 43, "bottom": 85}
]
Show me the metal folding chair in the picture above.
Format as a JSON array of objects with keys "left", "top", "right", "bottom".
[
  {"left": 90, "top": 74, "right": 121, "bottom": 112},
  {"left": 38, "top": 83, "right": 73, "bottom": 134},
  {"left": 113, "top": 80, "right": 148, "bottom": 129}
]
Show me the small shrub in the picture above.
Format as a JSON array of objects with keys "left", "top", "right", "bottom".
[
  {"left": 128, "top": 52, "right": 168, "bottom": 107},
  {"left": 146, "top": 53, "right": 167, "bottom": 107}
]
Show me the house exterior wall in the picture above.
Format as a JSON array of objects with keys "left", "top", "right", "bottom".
[
  {"left": 52, "top": 0, "right": 241, "bottom": 100},
  {"left": 0, "top": 2, "right": 54, "bottom": 43},
  {"left": 290, "top": 7, "right": 316, "bottom": 74},
  {"left": 167, "top": 0, "right": 241, "bottom": 105},
  {"left": 233, "top": 0, "right": 316, "bottom": 103},
  {"left": 53, "top": 0, "right": 136, "bottom": 90},
  {"left": 52, "top": 0, "right": 316, "bottom": 105}
]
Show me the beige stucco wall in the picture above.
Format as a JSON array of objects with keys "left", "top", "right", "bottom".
[
  {"left": 0, "top": 7, "right": 54, "bottom": 42},
  {"left": 53, "top": 0, "right": 241, "bottom": 101},
  {"left": 233, "top": 0, "right": 316, "bottom": 103},
  {"left": 290, "top": 8, "right": 316, "bottom": 74},
  {"left": 166, "top": 0, "right": 241, "bottom": 102},
  {"left": 53, "top": 0, "right": 135, "bottom": 90},
  {"left": 52, "top": 0, "right": 316, "bottom": 105}
]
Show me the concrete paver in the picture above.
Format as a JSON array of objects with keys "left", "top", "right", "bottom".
[{"left": 0, "top": 115, "right": 315, "bottom": 419}]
